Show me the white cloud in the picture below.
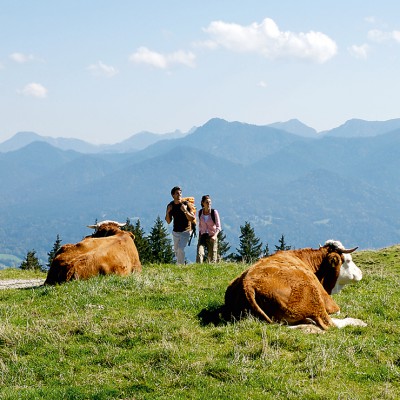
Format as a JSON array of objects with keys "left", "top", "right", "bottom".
[
  {"left": 19, "top": 83, "right": 48, "bottom": 98},
  {"left": 9, "top": 52, "right": 35, "bottom": 63},
  {"left": 258, "top": 80, "right": 267, "bottom": 88},
  {"left": 368, "top": 29, "right": 400, "bottom": 43},
  {"left": 368, "top": 29, "right": 390, "bottom": 43},
  {"left": 129, "top": 46, "right": 196, "bottom": 69},
  {"left": 392, "top": 31, "right": 400, "bottom": 43},
  {"left": 87, "top": 61, "right": 119, "bottom": 77},
  {"left": 167, "top": 50, "right": 196, "bottom": 68},
  {"left": 202, "top": 18, "right": 337, "bottom": 63},
  {"left": 348, "top": 44, "right": 370, "bottom": 59}
]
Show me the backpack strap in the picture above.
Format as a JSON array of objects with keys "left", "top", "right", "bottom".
[
  {"left": 199, "top": 208, "right": 216, "bottom": 224},
  {"left": 210, "top": 209, "right": 216, "bottom": 224}
]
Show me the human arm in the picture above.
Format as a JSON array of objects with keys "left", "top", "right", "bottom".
[
  {"left": 211, "top": 210, "right": 221, "bottom": 239},
  {"left": 180, "top": 203, "right": 195, "bottom": 222},
  {"left": 165, "top": 204, "right": 172, "bottom": 224}
]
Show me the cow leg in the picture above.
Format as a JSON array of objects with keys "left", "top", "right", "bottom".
[
  {"left": 66, "top": 266, "right": 77, "bottom": 282},
  {"left": 320, "top": 290, "right": 340, "bottom": 315},
  {"left": 283, "top": 282, "right": 335, "bottom": 330}
]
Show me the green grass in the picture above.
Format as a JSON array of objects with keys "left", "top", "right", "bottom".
[
  {"left": 0, "top": 267, "right": 45, "bottom": 279},
  {"left": 0, "top": 247, "right": 399, "bottom": 399}
]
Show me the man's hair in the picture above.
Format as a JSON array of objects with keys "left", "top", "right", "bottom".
[{"left": 171, "top": 186, "right": 181, "bottom": 196}]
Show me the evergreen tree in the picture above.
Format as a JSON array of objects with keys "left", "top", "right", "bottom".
[
  {"left": 123, "top": 218, "right": 152, "bottom": 264},
  {"left": 234, "top": 221, "right": 263, "bottom": 263},
  {"left": 217, "top": 230, "right": 231, "bottom": 261},
  {"left": 20, "top": 250, "right": 43, "bottom": 271},
  {"left": 47, "top": 234, "right": 62, "bottom": 270},
  {"left": 148, "top": 216, "right": 174, "bottom": 264},
  {"left": 274, "top": 234, "right": 291, "bottom": 252},
  {"left": 122, "top": 217, "right": 135, "bottom": 233},
  {"left": 263, "top": 242, "right": 270, "bottom": 257}
]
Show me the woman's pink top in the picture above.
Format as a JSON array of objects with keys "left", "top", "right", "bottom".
[{"left": 198, "top": 209, "right": 221, "bottom": 237}]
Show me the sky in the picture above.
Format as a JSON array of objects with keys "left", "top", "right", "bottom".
[{"left": 1, "top": 0, "right": 400, "bottom": 144}]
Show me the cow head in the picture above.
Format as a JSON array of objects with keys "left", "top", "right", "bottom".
[
  {"left": 323, "top": 240, "right": 363, "bottom": 294},
  {"left": 87, "top": 220, "right": 126, "bottom": 237}
]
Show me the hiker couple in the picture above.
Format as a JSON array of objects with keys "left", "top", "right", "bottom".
[{"left": 165, "top": 186, "right": 221, "bottom": 265}]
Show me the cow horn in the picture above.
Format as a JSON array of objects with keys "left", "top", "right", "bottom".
[
  {"left": 87, "top": 224, "right": 97, "bottom": 229},
  {"left": 340, "top": 246, "right": 358, "bottom": 254}
]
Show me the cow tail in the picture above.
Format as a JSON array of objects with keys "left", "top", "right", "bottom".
[{"left": 244, "top": 283, "right": 274, "bottom": 324}]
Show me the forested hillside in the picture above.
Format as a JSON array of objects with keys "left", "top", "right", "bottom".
[{"left": 1, "top": 118, "right": 400, "bottom": 264}]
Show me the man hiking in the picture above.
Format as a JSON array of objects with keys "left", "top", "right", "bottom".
[{"left": 165, "top": 186, "right": 196, "bottom": 264}]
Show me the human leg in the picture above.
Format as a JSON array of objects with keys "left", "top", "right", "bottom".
[
  {"left": 172, "top": 231, "right": 190, "bottom": 264},
  {"left": 207, "top": 236, "right": 218, "bottom": 263},
  {"left": 197, "top": 242, "right": 205, "bottom": 263}
]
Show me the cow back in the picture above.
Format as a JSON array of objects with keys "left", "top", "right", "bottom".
[{"left": 45, "top": 230, "right": 141, "bottom": 284}]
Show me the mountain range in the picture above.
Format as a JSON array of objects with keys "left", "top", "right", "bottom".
[{"left": 1, "top": 117, "right": 400, "bottom": 267}]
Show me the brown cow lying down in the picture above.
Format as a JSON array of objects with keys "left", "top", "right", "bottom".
[
  {"left": 224, "top": 240, "right": 366, "bottom": 331},
  {"left": 45, "top": 220, "right": 142, "bottom": 285}
]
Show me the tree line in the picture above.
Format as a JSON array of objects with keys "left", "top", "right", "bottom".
[{"left": 19, "top": 218, "right": 291, "bottom": 270}]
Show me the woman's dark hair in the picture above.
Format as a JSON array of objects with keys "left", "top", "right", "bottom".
[{"left": 201, "top": 195, "right": 211, "bottom": 207}]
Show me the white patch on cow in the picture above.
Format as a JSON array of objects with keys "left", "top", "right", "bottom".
[
  {"left": 87, "top": 220, "right": 125, "bottom": 229},
  {"left": 331, "top": 317, "right": 367, "bottom": 328},
  {"left": 324, "top": 239, "right": 345, "bottom": 249},
  {"left": 332, "top": 253, "right": 363, "bottom": 294}
]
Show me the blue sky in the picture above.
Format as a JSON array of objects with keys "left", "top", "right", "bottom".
[{"left": 1, "top": 1, "right": 400, "bottom": 144}]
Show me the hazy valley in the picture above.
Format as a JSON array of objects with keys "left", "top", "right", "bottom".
[{"left": 1, "top": 117, "right": 400, "bottom": 266}]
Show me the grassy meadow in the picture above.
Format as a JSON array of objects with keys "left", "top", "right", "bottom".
[{"left": 0, "top": 246, "right": 399, "bottom": 399}]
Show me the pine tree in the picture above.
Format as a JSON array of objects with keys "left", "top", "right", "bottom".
[
  {"left": 234, "top": 221, "right": 263, "bottom": 263},
  {"left": 148, "top": 216, "right": 174, "bottom": 264},
  {"left": 47, "top": 234, "right": 62, "bottom": 270},
  {"left": 275, "top": 234, "right": 291, "bottom": 252},
  {"left": 217, "top": 230, "right": 231, "bottom": 261},
  {"left": 122, "top": 217, "right": 135, "bottom": 233},
  {"left": 123, "top": 218, "right": 152, "bottom": 264},
  {"left": 20, "top": 250, "right": 43, "bottom": 271},
  {"left": 263, "top": 242, "right": 270, "bottom": 257}
]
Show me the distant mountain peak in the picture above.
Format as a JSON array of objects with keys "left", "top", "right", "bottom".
[
  {"left": 0, "top": 131, "right": 46, "bottom": 152},
  {"left": 268, "top": 119, "right": 317, "bottom": 137},
  {"left": 13, "top": 131, "right": 42, "bottom": 140},
  {"left": 322, "top": 118, "right": 400, "bottom": 138},
  {"left": 0, "top": 131, "right": 103, "bottom": 153}
]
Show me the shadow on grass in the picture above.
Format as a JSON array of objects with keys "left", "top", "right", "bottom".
[{"left": 198, "top": 303, "right": 229, "bottom": 326}]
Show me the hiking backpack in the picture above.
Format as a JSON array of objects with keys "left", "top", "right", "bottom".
[{"left": 182, "top": 197, "right": 197, "bottom": 245}]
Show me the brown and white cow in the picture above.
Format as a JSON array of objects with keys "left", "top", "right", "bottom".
[
  {"left": 45, "top": 220, "right": 142, "bottom": 285},
  {"left": 224, "top": 240, "right": 366, "bottom": 331}
]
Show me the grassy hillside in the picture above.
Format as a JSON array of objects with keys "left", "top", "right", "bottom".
[{"left": 0, "top": 246, "right": 399, "bottom": 399}]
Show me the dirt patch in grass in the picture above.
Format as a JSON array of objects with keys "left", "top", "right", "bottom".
[{"left": 0, "top": 279, "right": 45, "bottom": 289}]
